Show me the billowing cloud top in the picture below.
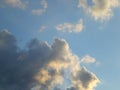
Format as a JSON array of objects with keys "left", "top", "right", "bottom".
[
  {"left": 78, "top": 0, "right": 120, "bottom": 21},
  {"left": 0, "top": 30, "right": 100, "bottom": 90}
]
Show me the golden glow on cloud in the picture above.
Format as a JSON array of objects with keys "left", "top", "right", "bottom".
[{"left": 78, "top": 0, "right": 119, "bottom": 20}]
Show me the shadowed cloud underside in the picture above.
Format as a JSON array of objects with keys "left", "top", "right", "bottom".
[{"left": 0, "top": 30, "right": 100, "bottom": 90}]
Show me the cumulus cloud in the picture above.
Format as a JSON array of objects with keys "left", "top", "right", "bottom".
[
  {"left": 56, "top": 19, "right": 84, "bottom": 33},
  {"left": 31, "top": 0, "right": 47, "bottom": 15},
  {"left": 70, "top": 67, "right": 100, "bottom": 90},
  {"left": 78, "top": 0, "right": 120, "bottom": 21},
  {"left": 0, "top": 30, "right": 99, "bottom": 90}
]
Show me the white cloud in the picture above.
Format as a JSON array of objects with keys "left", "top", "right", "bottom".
[
  {"left": 81, "top": 55, "right": 96, "bottom": 64},
  {"left": 56, "top": 19, "right": 84, "bottom": 33},
  {"left": 78, "top": 0, "right": 120, "bottom": 21},
  {"left": 31, "top": 9, "right": 44, "bottom": 16},
  {"left": 39, "top": 26, "right": 47, "bottom": 32},
  {"left": 4, "top": 0, "right": 27, "bottom": 9},
  {"left": 80, "top": 55, "right": 101, "bottom": 66},
  {"left": 31, "top": 0, "right": 47, "bottom": 15},
  {"left": 0, "top": 0, "right": 48, "bottom": 15}
]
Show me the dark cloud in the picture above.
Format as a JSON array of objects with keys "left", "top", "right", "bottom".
[
  {"left": 0, "top": 30, "right": 100, "bottom": 90},
  {"left": 66, "top": 86, "right": 77, "bottom": 90},
  {"left": 0, "top": 30, "right": 52, "bottom": 90}
]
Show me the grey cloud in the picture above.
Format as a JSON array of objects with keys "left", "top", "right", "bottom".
[
  {"left": 0, "top": 30, "right": 68, "bottom": 90},
  {"left": 66, "top": 87, "right": 77, "bottom": 90},
  {"left": 0, "top": 30, "right": 52, "bottom": 90},
  {"left": 0, "top": 30, "right": 100, "bottom": 90},
  {"left": 53, "top": 87, "right": 61, "bottom": 90},
  {"left": 0, "top": 29, "right": 17, "bottom": 51},
  {"left": 0, "top": 31, "right": 49, "bottom": 90}
]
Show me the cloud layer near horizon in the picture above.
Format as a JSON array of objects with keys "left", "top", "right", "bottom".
[{"left": 0, "top": 30, "right": 100, "bottom": 90}]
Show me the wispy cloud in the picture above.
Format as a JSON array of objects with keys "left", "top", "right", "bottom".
[
  {"left": 81, "top": 55, "right": 96, "bottom": 64},
  {"left": 2, "top": 0, "right": 27, "bottom": 9},
  {"left": 0, "top": 30, "right": 100, "bottom": 90},
  {"left": 39, "top": 26, "right": 47, "bottom": 32},
  {"left": 31, "top": 0, "right": 47, "bottom": 15},
  {"left": 0, "top": 0, "right": 48, "bottom": 15},
  {"left": 80, "top": 55, "right": 101, "bottom": 67},
  {"left": 78, "top": 0, "right": 120, "bottom": 21},
  {"left": 56, "top": 19, "right": 84, "bottom": 33}
]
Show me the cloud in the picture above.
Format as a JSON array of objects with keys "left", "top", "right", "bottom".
[
  {"left": 78, "top": 0, "right": 120, "bottom": 21},
  {"left": 39, "top": 26, "right": 47, "bottom": 32},
  {"left": 0, "top": 0, "right": 47, "bottom": 15},
  {"left": 70, "top": 67, "right": 100, "bottom": 90},
  {"left": 81, "top": 55, "right": 96, "bottom": 64},
  {"left": 1, "top": 0, "right": 27, "bottom": 9},
  {"left": 0, "top": 30, "right": 99, "bottom": 90},
  {"left": 67, "top": 86, "right": 77, "bottom": 90},
  {"left": 55, "top": 19, "right": 84, "bottom": 33},
  {"left": 31, "top": 0, "right": 47, "bottom": 15}
]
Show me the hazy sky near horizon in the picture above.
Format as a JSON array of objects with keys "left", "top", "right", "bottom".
[{"left": 0, "top": 0, "right": 120, "bottom": 90}]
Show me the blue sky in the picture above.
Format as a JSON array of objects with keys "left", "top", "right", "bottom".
[{"left": 0, "top": 0, "right": 120, "bottom": 90}]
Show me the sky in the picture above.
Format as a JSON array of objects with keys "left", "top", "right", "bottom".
[{"left": 0, "top": 0, "right": 120, "bottom": 90}]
